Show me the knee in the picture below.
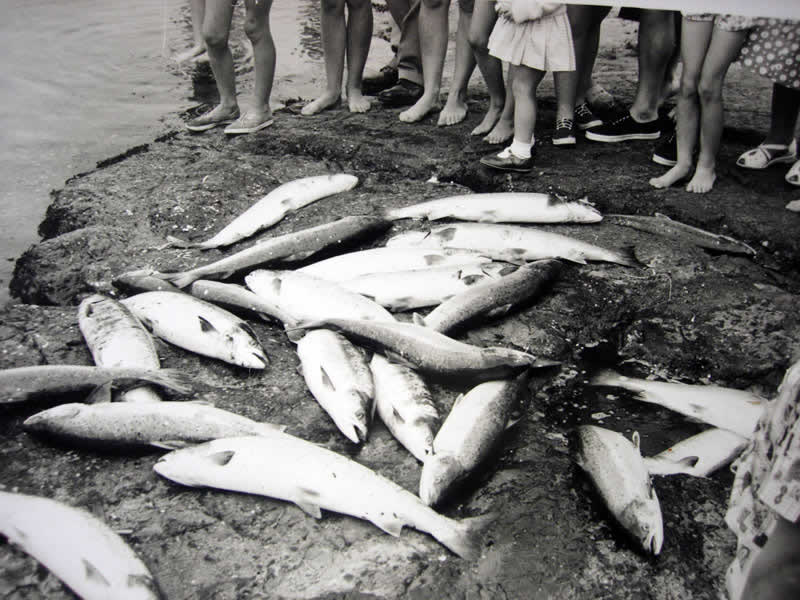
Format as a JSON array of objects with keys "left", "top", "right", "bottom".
[
  {"left": 320, "top": 0, "right": 343, "bottom": 15},
  {"left": 243, "top": 14, "right": 271, "bottom": 43},
  {"left": 202, "top": 25, "right": 230, "bottom": 51},
  {"left": 468, "top": 30, "right": 489, "bottom": 54},
  {"left": 679, "top": 74, "right": 699, "bottom": 99},
  {"left": 697, "top": 78, "right": 722, "bottom": 105},
  {"left": 421, "top": 0, "right": 446, "bottom": 10}
]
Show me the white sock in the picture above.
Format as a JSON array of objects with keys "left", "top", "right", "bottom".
[{"left": 509, "top": 138, "right": 532, "bottom": 159}]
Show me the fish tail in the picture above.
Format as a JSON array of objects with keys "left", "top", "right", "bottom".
[
  {"left": 164, "top": 235, "right": 205, "bottom": 249},
  {"left": 589, "top": 369, "right": 625, "bottom": 388},
  {"left": 615, "top": 245, "right": 642, "bottom": 268},
  {"left": 435, "top": 512, "right": 496, "bottom": 560},
  {"left": 157, "top": 271, "right": 198, "bottom": 289},
  {"left": 141, "top": 368, "right": 195, "bottom": 395}
]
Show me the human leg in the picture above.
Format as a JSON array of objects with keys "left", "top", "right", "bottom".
[
  {"left": 378, "top": 0, "right": 424, "bottom": 106},
  {"left": 568, "top": 4, "right": 609, "bottom": 129},
  {"left": 438, "top": 3, "right": 475, "bottom": 126},
  {"left": 344, "top": 0, "right": 373, "bottom": 112},
  {"left": 400, "top": 0, "right": 451, "bottom": 123},
  {"left": 650, "top": 17, "right": 711, "bottom": 189},
  {"left": 552, "top": 70, "right": 578, "bottom": 146},
  {"left": 302, "top": 0, "right": 346, "bottom": 115},
  {"left": 467, "top": 1, "right": 505, "bottom": 136},
  {"left": 686, "top": 25, "right": 749, "bottom": 193},
  {"left": 738, "top": 83, "right": 800, "bottom": 168},
  {"left": 631, "top": 9, "right": 677, "bottom": 122},
  {"left": 176, "top": 0, "right": 207, "bottom": 63}
]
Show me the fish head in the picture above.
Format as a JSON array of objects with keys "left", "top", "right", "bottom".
[
  {"left": 619, "top": 494, "right": 664, "bottom": 555},
  {"left": 154, "top": 443, "right": 235, "bottom": 487},
  {"left": 22, "top": 404, "right": 84, "bottom": 432},
  {"left": 229, "top": 322, "right": 270, "bottom": 369},
  {"left": 569, "top": 199, "right": 603, "bottom": 223},
  {"left": 419, "top": 454, "right": 462, "bottom": 507}
]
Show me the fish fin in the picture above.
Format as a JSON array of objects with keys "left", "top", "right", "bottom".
[
  {"left": 83, "top": 558, "right": 111, "bottom": 587},
  {"left": 142, "top": 368, "right": 195, "bottom": 395},
  {"left": 451, "top": 393, "right": 466, "bottom": 410},
  {"left": 294, "top": 487, "right": 323, "bottom": 518},
  {"left": 150, "top": 440, "right": 191, "bottom": 450},
  {"left": 258, "top": 422, "right": 287, "bottom": 434},
  {"left": 370, "top": 512, "right": 405, "bottom": 537},
  {"left": 164, "top": 235, "right": 203, "bottom": 249},
  {"left": 127, "top": 573, "right": 161, "bottom": 596},
  {"left": 461, "top": 274, "right": 484, "bottom": 286},
  {"left": 615, "top": 245, "right": 642, "bottom": 268},
  {"left": 157, "top": 271, "right": 198, "bottom": 289},
  {"left": 647, "top": 455, "right": 703, "bottom": 476},
  {"left": 392, "top": 406, "right": 406, "bottom": 424},
  {"left": 320, "top": 366, "right": 336, "bottom": 391},
  {"left": 432, "top": 512, "right": 496, "bottom": 560},
  {"left": 198, "top": 316, "right": 217, "bottom": 333},
  {"left": 588, "top": 369, "right": 625, "bottom": 388},
  {"left": 412, "top": 312, "right": 426, "bottom": 327},
  {"left": 486, "top": 304, "right": 514, "bottom": 319},
  {"left": 384, "top": 351, "right": 418, "bottom": 370},
  {"left": 653, "top": 212, "right": 673, "bottom": 221},
  {"left": 208, "top": 450, "right": 236, "bottom": 466},
  {"left": 505, "top": 415, "right": 522, "bottom": 430},
  {"left": 561, "top": 249, "right": 589, "bottom": 265},
  {"left": 632, "top": 431, "right": 641, "bottom": 451},
  {"left": 87, "top": 381, "right": 114, "bottom": 404}
]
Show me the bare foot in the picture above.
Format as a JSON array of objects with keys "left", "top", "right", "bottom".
[
  {"left": 302, "top": 91, "right": 341, "bottom": 116},
  {"left": 483, "top": 117, "right": 514, "bottom": 145},
  {"left": 649, "top": 163, "right": 691, "bottom": 189},
  {"left": 400, "top": 94, "right": 439, "bottom": 123},
  {"left": 471, "top": 103, "right": 503, "bottom": 136},
  {"left": 437, "top": 93, "right": 468, "bottom": 127},
  {"left": 686, "top": 166, "right": 716, "bottom": 193},
  {"left": 347, "top": 91, "right": 371, "bottom": 114},
  {"left": 175, "top": 44, "right": 206, "bottom": 64}
]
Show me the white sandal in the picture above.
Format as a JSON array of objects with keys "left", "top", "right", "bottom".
[
  {"left": 736, "top": 139, "right": 797, "bottom": 169},
  {"left": 786, "top": 159, "right": 800, "bottom": 186}
]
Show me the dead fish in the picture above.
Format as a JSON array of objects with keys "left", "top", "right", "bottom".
[
  {"left": 167, "top": 174, "right": 359, "bottom": 249},
  {"left": 420, "top": 372, "right": 529, "bottom": 506},
  {"left": 113, "top": 269, "right": 183, "bottom": 294},
  {"left": 296, "top": 329, "right": 375, "bottom": 443},
  {"left": 78, "top": 294, "right": 162, "bottom": 403},
  {"left": 386, "top": 223, "right": 639, "bottom": 267},
  {"left": 418, "top": 259, "right": 562, "bottom": 334},
  {"left": 245, "top": 269, "right": 395, "bottom": 328},
  {"left": 298, "top": 247, "right": 493, "bottom": 282},
  {"left": 0, "top": 490, "right": 163, "bottom": 599},
  {"left": 643, "top": 428, "right": 747, "bottom": 477},
  {"left": 23, "top": 400, "right": 284, "bottom": 450},
  {"left": 151, "top": 215, "right": 390, "bottom": 288},
  {"left": 121, "top": 291, "right": 268, "bottom": 369},
  {"left": 605, "top": 213, "right": 757, "bottom": 256},
  {"left": 385, "top": 192, "right": 602, "bottom": 224},
  {"left": 339, "top": 262, "right": 516, "bottom": 312},
  {"left": 590, "top": 370, "right": 766, "bottom": 438},
  {"left": 570, "top": 425, "right": 664, "bottom": 555},
  {"left": 0, "top": 365, "right": 193, "bottom": 404},
  {"left": 154, "top": 434, "right": 493, "bottom": 559},
  {"left": 371, "top": 354, "right": 439, "bottom": 462},
  {"left": 189, "top": 280, "right": 294, "bottom": 324},
  {"left": 290, "top": 317, "right": 557, "bottom": 380}
]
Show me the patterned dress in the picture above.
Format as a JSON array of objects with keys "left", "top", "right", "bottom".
[{"left": 738, "top": 19, "right": 800, "bottom": 89}]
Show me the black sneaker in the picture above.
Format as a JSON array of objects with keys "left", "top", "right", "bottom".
[
  {"left": 377, "top": 79, "right": 424, "bottom": 108},
  {"left": 652, "top": 125, "right": 677, "bottom": 166},
  {"left": 552, "top": 118, "right": 576, "bottom": 147},
  {"left": 585, "top": 112, "right": 661, "bottom": 142},
  {"left": 362, "top": 65, "right": 399, "bottom": 95},
  {"left": 575, "top": 102, "right": 603, "bottom": 130},
  {"left": 480, "top": 146, "right": 535, "bottom": 173}
]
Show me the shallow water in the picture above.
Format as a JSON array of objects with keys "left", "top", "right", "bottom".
[{"left": 0, "top": 0, "right": 392, "bottom": 308}]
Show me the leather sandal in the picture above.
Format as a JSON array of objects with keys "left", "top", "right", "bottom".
[{"left": 736, "top": 139, "right": 797, "bottom": 169}]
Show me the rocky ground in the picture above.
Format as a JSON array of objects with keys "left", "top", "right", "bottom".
[{"left": 2, "top": 7, "right": 800, "bottom": 600}]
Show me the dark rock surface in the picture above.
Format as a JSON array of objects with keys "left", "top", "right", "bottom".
[{"left": 2, "top": 16, "right": 800, "bottom": 599}]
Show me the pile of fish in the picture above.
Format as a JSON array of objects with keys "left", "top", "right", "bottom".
[{"left": 2, "top": 173, "right": 773, "bottom": 596}]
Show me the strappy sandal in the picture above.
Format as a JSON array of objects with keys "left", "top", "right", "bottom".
[
  {"left": 736, "top": 139, "right": 797, "bottom": 169},
  {"left": 785, "top": 159, "right": 800, "bottom": 186}
]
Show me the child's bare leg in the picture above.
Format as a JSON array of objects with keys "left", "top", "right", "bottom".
[
  {"left": 303, "top": 0, "right": 345, "bottom": 115},
  {"left": 243, "top": 0, "right": 275, "bottom": 123},
  {"left": 512, "top": 64, "right": 544, "bottom": 149},
  {"left": 553, "top": 70, "right": 577, "bottom": 123},
  {"left": 345, "top": 0, "right": 373, "bottom": 113},
  {"left": 438, "top": 4, "right": 474, "bottom": 126},
  {"left": 400, "top": 0, "right": 451, "bottom": 123},
  {"left": 468, "top": 0, "right": 505, "bottom": 136},
  {"left": 687, "top": 26, "right": 748, "bottom": 193},
  {"left": 740, "top": 516, "right": 800, "bottom": 600},
  {"left": 176, "top": 0, "right": 208, "bottom": 62},
  {"left": 650, "top": 18, "right": 711, "bottom": 189},
  {"left": 202, "top": 0, "right": 238, "bottom": 117}
]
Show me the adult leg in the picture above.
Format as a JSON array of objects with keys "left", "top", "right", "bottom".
[
  {"left": 687, "top": 26, "right": 749, "bottom": 193},
  {"left": 344, "top": 0, "right": 373, "bottom": 113},
  {"left": 767, "top": 83, "right": 800, "bottom": 146},
  {"left": 630, "top": 9, "right": 677, "bottom": 123},
  {"left": 176, "top": 0, "right": 207, "bottom": 63},
  {"left": 438, "top": 3, "right": 475, "bottom": 126},
  {"left": 400, "top": 0, "right": 451, "bottom": 123},
  {"left": 650, "top": 18, "right": 711, "bottom": 189},
  {"left": 568, "top": 4, "right": 609, "bottom": 113},
  {"left": 468, "top": 0, "right": 510, "bottom": 139},
  {"left": 302, "top": 0, "right": 346, "bottom": 115}
]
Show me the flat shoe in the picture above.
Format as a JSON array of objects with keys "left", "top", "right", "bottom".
[
  {"left": 480, "top": 147, "right": 535, "bottom": 173},
  {"left": 186, "top": 108, "right": 240, "bottom": 132},
  {"left": 378, "top": 80, "right": 424, "bottom": 108},
  {"left": 786, "top": 159, "right": 800, "bottom": 186},
  {"left": 736, "top": 140, "right": 797, "bottom": 169},
  {"left": 224, "top": 113, "right": 274, "bottom": 135}
]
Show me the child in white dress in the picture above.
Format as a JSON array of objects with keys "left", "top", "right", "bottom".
[{"left": 480, "top": 0, "right": 577, "bottom": 173}]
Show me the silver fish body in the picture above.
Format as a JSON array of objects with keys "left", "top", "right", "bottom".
[
  {"left": 0, "top": 490, "right": 162, "bottom": 599},
  {"left": 386, "top": 193, "right": 602, "bottom": 224},
  {"left": 0, "top": 365, "right": 193, "bottom": 404},
  {"left": 420, "top": 373, "right": 528, "bottom": 506},
  {"left": 168, "top": 174, "right": 359, "bottom": 249},
  {"left": 78, "top": 294, "right": 162, "bottom": 403},
  {"left": 571, "top": 425, "right": 664, "bottom": 555},
  {"left": 371, "top": 354, "right": 439, "bottom": 462},
  {"left": 122, "top": 291, "right": 268, "bottom": 369},
  {"left": 298, "top": 247, "right": 492, "bottom": 281},
  {"left": 420, "top": 259, "right": 561, "bottom": 333},
  {"left": 643, "top": 428, "right": 747, "bottom": 477},
  {"left": 189, "top": 280, "right": 294, "bottom": 324},
  {"left": 23, "top": 401, "right": 283, "bottom": 450},
  {"left": 386, "top": 222, "right": 638, "bottom": 267},
  {"left": 153, "top": 215, "right": 390, "bottom": 288},
  {"left": 154, "top": 435, "right": 491, "bottom": 559},
  {"left": 590, "top": 370, "right": 765, "bottom": 438},
  {"left": 296, "top": 329, "right": 375, "bottom": 443}
]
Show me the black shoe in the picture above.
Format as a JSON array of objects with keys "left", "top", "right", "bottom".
[
  {"left": 652, "top": 126, "right": 677, "bottom": 166},
  {"left": 552, "top": 118, "right": 576, "bottom": 147},
  {"left": 585, "top": 112, "right": 661, "bottom": 142},
  {"left": 575, "top": 102, "right": 603, "bottom": 130},
  {"left": 377, "top": 79, "right": 424, "bottom": 108},
  {"left": 362, "top": 65, "right": 399, "bottom": 95},
  {"left": 480, "top": 147, "right": 535, "bottom": 173}
]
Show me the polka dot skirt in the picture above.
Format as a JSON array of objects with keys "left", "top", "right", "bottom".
[{"left": 739, "top": 19, "right": 800, "bottom": 89}]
